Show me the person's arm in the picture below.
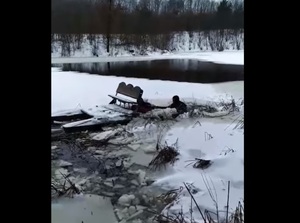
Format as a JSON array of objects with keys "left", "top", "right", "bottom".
[
  {"left": 169, "top": 103, "right": 175, "bottom": 108},
  {"left": 153, "top": 105, "right": 168, "bottom": 109}
]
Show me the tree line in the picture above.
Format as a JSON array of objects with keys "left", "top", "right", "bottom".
[{"left": 52, "top": 0, "right": 244, "bottom": 35}]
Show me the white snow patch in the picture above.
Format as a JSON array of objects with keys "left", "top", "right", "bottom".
[
  {"left": 153, "top": 118, "right": 243, "bottom": 221},
  {"left": 92, "top": 129, "right": 118, "bottom": 141},
  {"left": 52, "top": 51, "right": 244, "bottom": 65},
  {"left": 54, "top": 160, "right": 73, "bottom": 168},
  {"left": 52, "top": 69, "right": 243, "bottom": 113},
  {"left": 51, "top": 145, "right": 59, "bottom": 150},
  {"left": 118, "top": 194, "right": 136, "bottom": 206}
]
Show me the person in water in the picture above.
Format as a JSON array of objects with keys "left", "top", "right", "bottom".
[
  {"left": 131, "top": 96, "right": 153, "bottom": 113},
  {"left": 168, "top": 95, "right": 187, "bottom": 118},
  {"left": 131, "top": 95, "right": 187, "bottom": 118}
]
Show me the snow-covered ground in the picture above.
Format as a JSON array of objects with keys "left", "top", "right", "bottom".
[
  {"left": 52, "top": 31, "right": 244, "bottom": 60},
  {"left": 51, "top": 67, "right": 243, "bottom": 114},
  {"left": 52, "top": 50, "right": 244, "bottom": 65},
  {"left": 153, "top": 117, "right": 243, "bottom": 221},
  {"left": 51, "top": 52, "right": 244, "bottom": 222}
]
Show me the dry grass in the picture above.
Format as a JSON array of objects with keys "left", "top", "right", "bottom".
[
  {"left": 149, "top": 139, "right": 180, "bottom": 171},
  {"left": 51, "top": 172, "right": 81, "bottom": 199},
  {"left": 185, "top": 159, "right": 212, "bottom": 169},
  {"left": 155, "top": 180, "right": 244, "bottom": 223},
  {"left": 228, "top": 201, "right": 244, "bottom": 223},
  {"left": 233, "top": 116, "right": 244, "bottom": 130}
]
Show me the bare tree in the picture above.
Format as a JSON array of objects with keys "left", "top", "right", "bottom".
[
  {"left": 153, "top": 0, "right": 163, "bottom": 14},
  {"left": 107, "top": 0, "right": 113, "bottom": 53},
  {"left": 51, "top": 0, "right": 244, "bottom": 54}
]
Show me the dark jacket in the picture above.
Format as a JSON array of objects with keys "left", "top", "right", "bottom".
[
  {"left": 169, "top": 101, "right": 187, "bottom": 114},
  {"left": 132, "top": 97, "right": 153, "bottom": 113}
]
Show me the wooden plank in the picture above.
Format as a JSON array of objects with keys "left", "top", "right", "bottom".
[
  {"left": 62, "top": 116, "right": 132, "bottom": 133},
  {"left": 108, "top": 94, "right": 137, "bottom": 104}
]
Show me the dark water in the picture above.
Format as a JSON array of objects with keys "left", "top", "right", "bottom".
[{"left": 52, "top": 59, "right": 244, "bottom": 83}]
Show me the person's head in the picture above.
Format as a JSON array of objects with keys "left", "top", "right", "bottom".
[{"left": 172, "top": 95, "right": 180, "bottom": 103}]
